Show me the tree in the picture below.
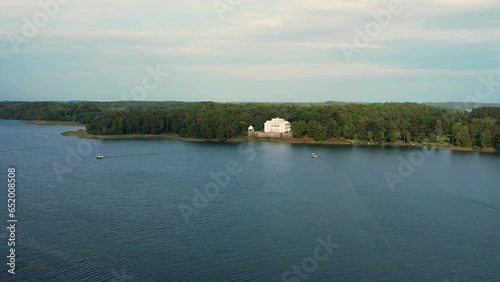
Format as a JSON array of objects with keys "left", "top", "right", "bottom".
[
  {"left": 367, "top": 131, "right": 373, "bottom": 142},
  {"left": 451, "top": 122, "right": 463, "bottom": 146},
  {"left": 401, "top": 120, "right": 411, "bottom": 143},
  {"left": 387, "top": 122, "right": 400, "bottom": 143},
  {"left": 375, "top": 130, "right": 385, "bottom": 143},
  {"left": 237, "top": 121, "right": 248, "bottom": 134},
  {"left": 456, "top": 125, "right": 472, "bottom": 147},
  {"left": 291, "top": 121, "right": 307, "bottom": 138},
  {"left": 434, "top": 119, "right": 443, "bottom": 141},
  {"left": 325, "top": 119, "right": 338, "bottom": 138},
  {"left": 480, "top": 131, "right": 493, "bottom": 148},
  {"left": 307, "top": 120, "right": 326, "bottom": 141},
  {"left": 471, "top": 118, "right": 496, "bottom": 147},
  {"left": 493, "top": 125, "right": 500, "bottom": 150}
]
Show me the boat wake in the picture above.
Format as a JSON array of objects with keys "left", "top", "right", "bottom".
[
  {"left": 467, "top": 198, "right": 500, "bottom": 213},
  {"left": 101, "top": 152, "right": 174, "bottom": 159}
]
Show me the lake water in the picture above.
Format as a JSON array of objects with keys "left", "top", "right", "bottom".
[{"left": 0, "top": 120, "right": 499, "bottom": 281}]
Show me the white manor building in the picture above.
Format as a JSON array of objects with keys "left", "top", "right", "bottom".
[{"left": 264, "top": 118, "right": 291, "bottom": 133}]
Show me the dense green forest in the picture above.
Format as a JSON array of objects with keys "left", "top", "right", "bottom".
[{"left": 1, "top": 101, "right": 499, "bottom": 149}]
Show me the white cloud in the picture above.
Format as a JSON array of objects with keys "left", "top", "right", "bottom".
[
  {"left": 2, "top": 0, "right": 499, "bottom": 54},
  {"left": 175, "top": 63, "right": 500, "bottom": 81},
  {"left": 1, "top": 0, "right": 499, "bottom": 91}
]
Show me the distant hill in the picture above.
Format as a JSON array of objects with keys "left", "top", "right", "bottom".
[
  {"left": 2, "top": 100, "right": 500, "bottom": 110},
  {"left": 324, "top": 101, "right": 370, "bottom": 105},
  {"left": 324, "top": 101, "right": 500, "bottom": 110},
  {"left": 423, "top": 102, "right": 500, "bottom": 110}
]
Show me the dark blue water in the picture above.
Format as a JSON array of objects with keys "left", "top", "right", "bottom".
[{"left": 0, "top": 120, "right": 499, "bottom": 281}]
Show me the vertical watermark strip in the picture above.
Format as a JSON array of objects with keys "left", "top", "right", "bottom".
[{"left": 6, "top": 167, "right": 17, "bottom": 275}]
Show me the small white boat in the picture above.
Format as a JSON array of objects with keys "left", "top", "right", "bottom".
[
  {"left": 96, "top": 154, "right": 104, "bottom": 159},
  {"left": 311, "top": 153, "right": 318, "bottom": 158}
]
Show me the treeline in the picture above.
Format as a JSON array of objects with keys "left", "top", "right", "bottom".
[
  {"left": 1, "top": 101, "right": 499, "bottom": 149},
  {"left": 83, "top": 103, "right": 500, "bottom": 149},
  {"left": 86, "top": 102, "right": 289, "bottom": 142},
  {"left": 0, "top": 102, "right": 102, "bottom": 124},
  {"left": 0, "top": 101, "right": 191, "bottom": 124}
]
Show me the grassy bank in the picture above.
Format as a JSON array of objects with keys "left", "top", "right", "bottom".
[
  {"left": 61, "top": 130, "right": 356, "bottom": 144},
  {"left": 25, "top": 120, "right": 84, "bottom": 126},
  {"left": 61, "top": 130, "right": 215, "bottom": 142},
  {"left": 61, "top": 130, "right": 497, "bottom": 153}
]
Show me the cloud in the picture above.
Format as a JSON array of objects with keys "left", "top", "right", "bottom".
[
  {"left": 176, "top": 63, "right": 500, "bottom": 81},
  {"left": 0, "top": 0, "right": 499, "bottom": 101}
]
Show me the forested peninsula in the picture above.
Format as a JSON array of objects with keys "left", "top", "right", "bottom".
[{"left": 1, "top": 101, "right": 499, "bottom": 151}]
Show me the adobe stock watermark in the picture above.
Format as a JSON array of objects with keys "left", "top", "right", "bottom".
[
  {"left": 281, "top": 235, "right": 341, "bottom": 282},
  {"left": 213, "top": 0, "right": 243, "bottom": 21},
  {"left": 8, "top": 0, "right": 71, "bottom": 53},
  {"left": 339, "top": 0, "right": 408, "bottom": 63},
  {"left": 384, "top": 73, "right": 499, "bottom": 192},
  {"left": 178, "top": 143, "right": 256, "bottom": 223},
  {"left": 52, "top": 137, "right": 102, "bottom": 181},
  {"left": 111, "top": 267, "right": 135, "bottom": 282},
  {"left": 464, "top": 74, "right": 499, "bottom": 109},
  {"left": 121, "top": 65, "right": 169, "bottom": 101},
  {"left": 384, "top": 147, "right": 435, "bottom": 192}
]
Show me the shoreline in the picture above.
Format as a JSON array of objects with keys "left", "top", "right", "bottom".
[
  {"left": 61, "top": 130, "right": 498, "bottom": 153},
  {"left": 25, "top": 120, "right": 84, "bottom": 126}
]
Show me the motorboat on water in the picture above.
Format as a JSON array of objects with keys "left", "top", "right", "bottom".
[
  {"left": 96, "top": 153, "right": 104, "bottom": 159},
  {"left": 311, "top": 152, "right": 318, "bottom": 158}
]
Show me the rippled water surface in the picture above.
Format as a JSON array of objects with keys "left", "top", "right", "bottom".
[{"left": 0, "top": 120, "right": 499, "bottom": 281}]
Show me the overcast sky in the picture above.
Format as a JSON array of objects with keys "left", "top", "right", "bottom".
[{"left": 0, "top": 0, "right": 499, "bottom": 102}]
